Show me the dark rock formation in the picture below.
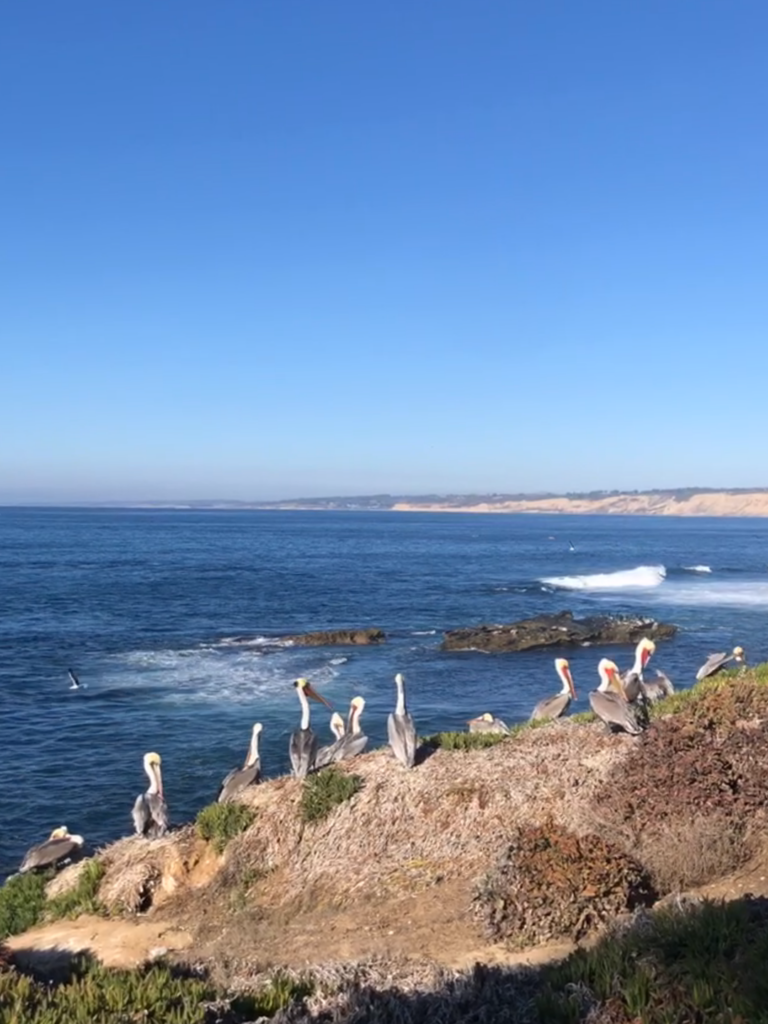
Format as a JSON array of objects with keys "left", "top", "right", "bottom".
[
  {"left": 441, "top": 611, "right": 676, "bottom": 653},
  {"left": 282, "top": 628, "right": 386, "bottom": 646}
]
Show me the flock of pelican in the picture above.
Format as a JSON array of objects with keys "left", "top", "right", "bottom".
[{"left": 16, "top": 644, "right": 745, "bottom": 874}]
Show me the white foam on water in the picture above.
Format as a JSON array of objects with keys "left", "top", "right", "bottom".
[
  {"left": 682, "top": 565, "right": 712, "bottom": 574},
  {"left": 217, "top": 635, "right": 294, "bottom": 649},
  {"left": 101, "top": 644, "right": 342, "bottom": 705},
  {"left": 652, "top": 580, "right": 768, "bottom": 608},
  {"left": 411, "top": 630, "right": 437, "bottom": 636},
  {"left": 540, "top": 565, "right": 667, "bottom": 591},
  {"left": 328, "top": 656, "right": 348, "bottom": 665}
]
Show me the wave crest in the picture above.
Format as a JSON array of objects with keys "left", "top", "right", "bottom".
[{"left": 540, "top": 565, "right": 667, "bottom": 591}]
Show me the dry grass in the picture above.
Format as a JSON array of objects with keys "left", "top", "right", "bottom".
[{"left": 636, "top": 814, "right": 749, "bottom": 894}]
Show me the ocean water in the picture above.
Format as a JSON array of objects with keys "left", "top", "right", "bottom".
[{"left": 1, "top": 507, "right": 767, "bottom": 876}]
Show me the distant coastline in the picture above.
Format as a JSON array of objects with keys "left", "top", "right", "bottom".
[{"left": 12, "top": 488, "right": 768, "bottom": 516}]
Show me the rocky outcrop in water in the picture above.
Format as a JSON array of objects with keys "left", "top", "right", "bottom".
[
  {"left": 283, "top": 628, "right": 386, "bottom": 646},
  {"left": 441, "top": 611, "right": 676, "bottom": 653}
]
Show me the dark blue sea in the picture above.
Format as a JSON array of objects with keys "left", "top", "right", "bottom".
[{"left": 2, "top": 508, "right": 767, "bottom": 876}]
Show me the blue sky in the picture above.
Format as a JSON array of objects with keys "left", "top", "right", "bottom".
[{"left": 2, "top": 1, "right": 767, "bottom": 501}]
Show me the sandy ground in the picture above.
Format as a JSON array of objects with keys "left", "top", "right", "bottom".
[{"left": 9, "top": 844, "right": 768, "bottom": 976}]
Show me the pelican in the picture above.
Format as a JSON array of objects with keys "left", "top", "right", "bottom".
[
  {"left": 696, "top": 646, "right": 745, "bottom": 682},
  {"left": 589, "top": 659, "right": 643, "bottom": 735},
  {"left": 19, "top": 826, "right": 85, "bottom": 873},
  {"left": 467, "top": 712, "right": 511, "bottom": 735},
  {"left": 290, "top": 678, "right": 332, "bottom": 777},
  {"left": 530, "top": 658, "right": 577, "bottom": 721},
  {"left": 67, "top": 668, "right": 81, "bottom": 690},
  {"left": 314, "top": 711, "right": 348, "bottom": 769},
  {"left": 622, "top": 638, "right": 656, "bottom": 703},
  {"left": 316, "top": 699, "right": 368, "bottom": 767},
  {"left": 132, "top": 752, "right": 168, "bottom": 837},
  {"left": 637, "top": 668, "right": 675, "bottom": 702},
  {"left": 388, "top": 672, "right": 417, "bottom": 768},
  {"left": 218, "top": 723, "right": 263, "bottom": 803}
]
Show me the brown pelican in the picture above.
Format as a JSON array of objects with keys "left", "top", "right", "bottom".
[
  {"left": 530, "top": 658, "right": 577, "bottom": 721},
  {"left": 696, "top": 646, "right": 745, "bottom": 682},
  {"left": 640, "top": 668, "right": 675, "bottom": 702},
  {"left": 290, "top": 678, "right": 332, "bottom": 777},
  {"left": 467, "top": 712, "right": 511, "bottom": 734},
  {"left": 589, "top": 659, "right": 643, "bottom": 735},
  {"left": 622, "top": 638, "right": 656, "bottom": 703},
  {"left": 316, "top": 698, "right": 369, "bottom": 767},
  {"left": 19, "top": 827, "right": 85, "bottom": 873},
  {"left": 218, "top": 723, "right": 263, "bottom": 803},
  {"left": 388, "top": 672, "right": 417, "bottom": 768},
  {"left": 132, "top": 752, "right": 168, "bottom": 837}
]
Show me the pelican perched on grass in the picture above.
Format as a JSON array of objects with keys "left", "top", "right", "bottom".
[
  {"left": 589, "top": 659, "right": 643, "bottom": 735},
  {"left": 218, "top": 723, "right": 263, "bottom": 803},
  {"left": 19, "top": 827, "right": 85, "bottom": 873},
  {"left": 316, "top": 698, "right": 369, "bottom": 768},
  {"left": 290, "top": 678, "right": 331, "bottom": 777},
  {"left": 467, "top": 712, "right": 511, "bottom": 735},
  {"left": 696, "top": 646, "right": 745, "bottom": 682},
  {"left": 132, "top": 752, "right": 168, "bottom": 837},
  {"left": 388, "top": 672, "right": 417, "bottom": 768},
  {"left": 530, "top": 658, "right": 577, "bottom": 721},
  {"left": 640, "top": 669, "right": 675, "bottom": 703},
  {"left": 622, "top": 638, "right": 656, "bottom": 703}
]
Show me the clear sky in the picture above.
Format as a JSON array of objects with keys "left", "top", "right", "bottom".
[{"left": 3, "top": 1, "right": 767, "bottom": 502}]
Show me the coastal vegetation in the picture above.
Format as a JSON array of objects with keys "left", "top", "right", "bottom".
[
  {"left": 194, "top": 803, "right": 256, "bottom": 854},
  {"left": 0, "top": 861, "right": 105, "bottom": 942},
  {"left": 300, "top": 766, "right": 363, "bottom": 823}
]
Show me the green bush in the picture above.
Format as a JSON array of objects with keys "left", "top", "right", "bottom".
[
  {"left": 534, "top": 897, "right": 768, "bottom": 1024},
  {"left": 421, "top": 730, "right": 509, "bottom": 751},
  {"left": 0, "top": 873, "right": 48, "bottom": 941},
  {"left": 300, "top": 767, "right": 362, "bottom": 824},
  {"left": 195, "top": 803, "right": 256, "bottom": 854},
  {"left": 46, "top": 860, "right": 105, "bottom": 921}
]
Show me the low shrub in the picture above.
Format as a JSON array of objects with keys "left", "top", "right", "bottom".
[
  {"left": 300, "top": 767, "right": 362, "bottom": 824},
  {"left": 534, "top": 896, "right": 768, "bottom": 1024},
  {"left": 46, "top": 860, "right": 105, "bottom": 921},
  {"left": 195, "top": 803, "right": 256, "bottom": 854},
  {"left": 473, "top": 822, "right": 655, "bottom": 948},
  {"left": 0, "top": 873, "right": 48, "bottom": 941},
  {"left": 421, "top": 731, "right": 508, "bottom": 751}
]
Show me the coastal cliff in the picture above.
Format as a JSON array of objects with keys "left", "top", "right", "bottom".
[{"left": 391, "top": 490, "right": 768, "bottom": 516}]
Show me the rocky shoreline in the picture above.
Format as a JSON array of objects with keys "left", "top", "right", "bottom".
[{"left": 441, "top": 611, "right": 676, "bottom": 653}]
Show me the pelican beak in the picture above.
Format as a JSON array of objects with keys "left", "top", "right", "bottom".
[{"left": 305, "top": 683, "right": 332, "bottom": 708}]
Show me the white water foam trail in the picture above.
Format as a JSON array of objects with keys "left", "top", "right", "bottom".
[
  {"left": 653, "top": 581, "right": 768, "bottom": 608},
  {"left": 99, "top": 644, "right": 343, "bottom": 705},
  {"left": 682, "top": 565, "right": 712, "bottom": 574},
  {"left": 540, "top": 565, "right": 667, "bottom": 591}
]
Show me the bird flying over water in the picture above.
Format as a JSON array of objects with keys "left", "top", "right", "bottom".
[
  {"left": 67, "top": 669, "right": 81, "bottom": 690},
  {"left": 218, "top": 723, "right": 263, "bottom": 803},
  {"left": 622, "top": 638, "right": 656, "bottom": 703},
  {"left": 467, "top": 712, "right": 511, "bottom": 734},
  {"left": 132, "top": 752, "right": 168, "bottom": 838},
  {"left": 289, "top": 678, "right": 331, "bottom": 777},
  {"left": 530, "top": 658, "right": 577, "bottom": 722},
  {"left": 696, "top": 646, "right": 745, "bottom": 682},
  {"left": 589, "top": 659, "right": 643, "bottom": 735},
  {"left": 388, "top": 672, "right": 417, "bottom": 768},
  {"left": 19, "top": 826, "right": 85, "bottom": 873}
]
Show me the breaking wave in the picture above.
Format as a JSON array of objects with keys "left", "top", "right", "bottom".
[
  {"left": 682, "top": 565, "right": 712, "bottom": 574},
  {"left": 540, "top": 565, "right": 667, "bottom": 591}
]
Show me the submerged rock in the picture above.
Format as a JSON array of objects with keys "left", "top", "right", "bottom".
[
  {"left": 282, "top": 628, "right": 386, "bottom": 646},
  {"left": 441, "top": 611, "right": 676, "bottom": 653}
]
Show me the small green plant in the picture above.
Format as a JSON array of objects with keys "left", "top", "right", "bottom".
[
  {"left": 46, "top": 860, "right": 105, "bottom": 921},
  {"left": 300, "top": 767, "right": 362, "bottom": 823},
  {"left": 421, "top": 730, "right": 509, "bottom": 751},
  {"left": 195, "top": 803, "right": 256, "bottom": 853},
  {"left": 0, "top": 872, "right": 49, "bottom": 941},
  {"left": 254, "top": 969, "right": 314, "bottom": 1015}
]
